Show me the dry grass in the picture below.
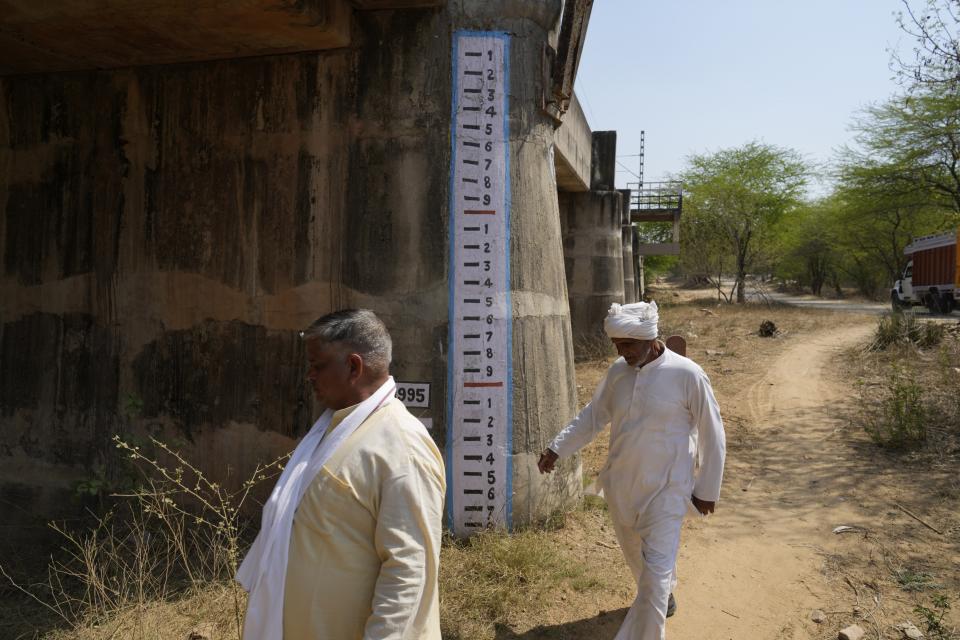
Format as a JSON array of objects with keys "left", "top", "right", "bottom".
[
  {"left": 0, "top": 438, "right": 286, "bottom": 640},
  {"left": 40, "top": 584, "right": 239, "bottom": 640},
  {"left": 850, "top": 320, "right": 960, "bottom": 454},
  {"left": 439, "top": 519, "right": 607, "bottom": 639},
  {"left": 573, "top": 329, "right": 616, "bottom": 363},
  {"left": 828, "top": 318, "right": 960, "bottom": 639}
]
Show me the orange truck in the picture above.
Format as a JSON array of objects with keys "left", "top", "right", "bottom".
[{"left": 891, "top": 230, "right": 960, "bottom": 313}]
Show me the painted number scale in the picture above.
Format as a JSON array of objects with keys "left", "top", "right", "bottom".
[{"left": 446, "top": 31, "right": 512, "bottom": 536}]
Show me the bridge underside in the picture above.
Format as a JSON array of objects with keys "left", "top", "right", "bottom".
[{"left": 0, "top": 0, "right": 441, "bottom": 75}]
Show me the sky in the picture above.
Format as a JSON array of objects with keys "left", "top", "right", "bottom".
[{"left": 575, "top": 0, "right": 912, "bottom": 190}]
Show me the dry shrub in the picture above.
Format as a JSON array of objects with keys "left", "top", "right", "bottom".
[
  {"left": 862, "top": 365, "right": 929, "bottom": 449},
  {"left": 1, "top": 437, "right": 285, "bottom": 640},
  {"left": 870, "top": 313, "right": 946, "bottom": 351},
  {"left": 855, "top": 327, "right": 960, "bottom": 454}
]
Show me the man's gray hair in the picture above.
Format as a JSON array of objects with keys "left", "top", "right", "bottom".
[{"left": 302, "top": 309, "right": 393, "bottom": 374}]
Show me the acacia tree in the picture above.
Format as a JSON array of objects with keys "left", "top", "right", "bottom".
[
  {"left": 679, "top": 211, "right": 737, "bottom": 301},
  {"left": 840, "top": 89, "right": 960, "bottom": 216},
  {"left": 829, "top": 3, "right": 960, "bottom": 294},
  {"left": 775, "top": 200, "right": 842, "bottom": 296},
  {"left": 829, "top": 187, "right": 942, "bottom": 297},
  {"left": 680, "top": 142, "right": 808, "bottom": 303},
  {"left": 892, "top": 0, "right": 960, "bottom": 90}
]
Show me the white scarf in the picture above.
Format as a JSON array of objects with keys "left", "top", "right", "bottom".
[
  {"left": 603, "top": 301, "right": 659, "bottom": 340},
  {"left": 236, "top": 376, "right": 397, "bottom": 640}
]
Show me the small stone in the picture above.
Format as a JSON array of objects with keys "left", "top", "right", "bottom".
[
  {"left": 187, "top": 624, "right": 215, "bottom": 640},
  {"left": 839, "top": 625, "right": 866, "bottom": 640},
  {"left": 810, "top": 609, "right": 826, "bottom": 623},
  {"left": 758, "top": 320, "right": 778, "bottom": 337},
  {"left": 897, "top": 621, "right": 924, "bottom": 639}
]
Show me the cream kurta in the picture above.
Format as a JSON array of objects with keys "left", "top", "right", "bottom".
[{"left": 283, "top": 397, "right": 445, "bottom": 640}]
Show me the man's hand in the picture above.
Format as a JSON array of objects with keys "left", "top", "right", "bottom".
[
  {"left": 691, "top": 495, "right": 715, "bottom": 515},
  {"left": 537, "top": 449, "right": 559, "bottom": 474}
]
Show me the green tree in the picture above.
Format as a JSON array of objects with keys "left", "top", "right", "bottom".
[
  {"left": 832, "top": 187, "right": 945, "bottom": 297},
  {"left": 680, "top": 142, "right": 809, "bottom": 303},
  {"left": 679, "top": 208, "right": 737, "bottom": 301},
  {"left": 831, "top": 85, "right": 959, "bottom": 298},
  {"left": 775, "top": 200, "right": 842, "bottom": 296}
]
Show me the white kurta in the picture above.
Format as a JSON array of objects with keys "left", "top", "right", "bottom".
[{"left": 549, "top": 346, "right": 725, "bottom": 640}]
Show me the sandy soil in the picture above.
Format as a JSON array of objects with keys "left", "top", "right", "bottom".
[{"left": 670, "top": 322, "right": 877, "bottom": 639}]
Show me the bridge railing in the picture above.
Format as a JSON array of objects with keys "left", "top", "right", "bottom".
[
  {"left": 626, "top": 181, "right": 683, "bottom": 212},
  {"left": 626, "top": 181, "right": 683, "bottom": 256}
]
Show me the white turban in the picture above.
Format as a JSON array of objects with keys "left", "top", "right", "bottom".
[{"left": 603, "top": 301, "right": 659, "bottom": 340}]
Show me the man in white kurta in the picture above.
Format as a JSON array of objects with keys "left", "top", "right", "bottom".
[
  {"left": 237, "top": 309, "right": 445, "bottom": 640},
  {"left": 539, "top": 302, "right": 725, "bottom": 640}
]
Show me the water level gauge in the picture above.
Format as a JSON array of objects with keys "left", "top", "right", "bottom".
[{"left": 446, "top": 30, "right": 512, "bottom": 536}]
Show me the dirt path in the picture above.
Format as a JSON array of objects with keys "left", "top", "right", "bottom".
[{"left": 668, "top": 321, "right": 876, "bottom": 639}]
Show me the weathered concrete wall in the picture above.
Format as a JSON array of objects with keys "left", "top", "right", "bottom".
[
  {"left": 0, "top": 8, "right": 453, "bottom": 537},
  {"left": 1, "top": 0, "right": 582, "bottom": 537},
  {"left": 559, "top": 189, "right": 625, "bottom": 353},
  {"left": 589, "top": 130, "right": 616, "bottom": 191}
]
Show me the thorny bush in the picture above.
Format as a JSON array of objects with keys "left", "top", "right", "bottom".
[{"left": 1, "top": 436, "right": 286, "bottom": 640}]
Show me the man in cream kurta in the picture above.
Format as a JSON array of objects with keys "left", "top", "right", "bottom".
[
  {"left": 237, "top": 309, "right": 445, "bottom": 640},
  {"left": 284, "top": 394, "right": 444, "bottom": 639},
  {"left": 539, "top": 302, "right": 725, "bottom": 640}
]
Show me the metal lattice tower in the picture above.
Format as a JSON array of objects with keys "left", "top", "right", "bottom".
[{"left": 638, "top": 130, "right": 645, "bottom": 186}]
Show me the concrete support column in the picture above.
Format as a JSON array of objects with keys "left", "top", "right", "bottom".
[
  {"left": 619, "top": 188, "right": 636, "bottom": 303},
  {"left": 559, "top": 189, "right": 625, "bottom": 353},
  {"left": 634, "top": 232, "right": 645, "bottom": 298},
  {"left": 451, "top": 0, "right": 580, "bottom": 526}
]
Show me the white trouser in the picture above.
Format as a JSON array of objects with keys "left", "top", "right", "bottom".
[{"left": 609, "top": 505, "right": 684, "bottom": 640}]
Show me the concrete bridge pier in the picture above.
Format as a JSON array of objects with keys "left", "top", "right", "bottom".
[
  {"left": 559, "top": 130, "right": 625, "bottom": 356},
  {"left": 559, "top": 189, "right": 625, "bottom": 351},
  {"left": 634, "top": 232, "right": 646, "bottom": 298},
  {"left": 619, "top": 188, "right": 637, "bottom": 304},
  {"left": 450, "top": 0, "right": 583, "bottom": 526}
]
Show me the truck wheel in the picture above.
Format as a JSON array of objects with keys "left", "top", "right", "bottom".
[
  {"left": 942, "top": 295, "right": 956, "bottom": 314},
  {"left": 891, "top": 291, "right": 905, "bottom": 312},
  {"left": 925, "top": 294, "right": 943, "bottom": 314}
]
